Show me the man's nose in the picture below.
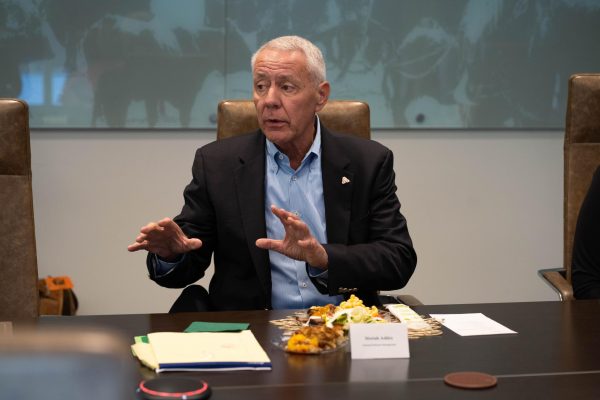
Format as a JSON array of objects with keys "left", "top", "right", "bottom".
[{"left": 264, "top": 86, "right": 281, "bottom": 108}]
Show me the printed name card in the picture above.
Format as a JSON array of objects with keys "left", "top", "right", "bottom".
[{"left": 349, "top": 323, "right": 410, "bottom": 359}]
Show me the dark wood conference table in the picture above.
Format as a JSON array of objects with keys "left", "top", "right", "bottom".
[{"left": 36, "top": 300, "right": 600, "bottom": 399}]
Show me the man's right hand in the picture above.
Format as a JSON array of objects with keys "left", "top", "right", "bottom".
[{"left": 127, "top": 218, "right": 202, "bottom": 261}]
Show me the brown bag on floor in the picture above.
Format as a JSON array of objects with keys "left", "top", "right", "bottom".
[{"left": 38, "top": 276, "right": 78, "bottom": 316}]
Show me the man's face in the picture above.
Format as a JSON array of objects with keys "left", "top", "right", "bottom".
[{"left": 252, "top": 48, "right": 329, "bottom": 151}]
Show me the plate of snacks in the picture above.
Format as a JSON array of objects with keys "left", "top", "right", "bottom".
[{"left": 270, "top": 295, "right": 442, "bottom": 345}]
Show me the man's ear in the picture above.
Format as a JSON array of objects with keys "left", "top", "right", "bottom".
[{"left": 315, "top": 81, "right": 330, "bottom": 112}]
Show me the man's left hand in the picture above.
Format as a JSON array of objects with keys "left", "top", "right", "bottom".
[{"left": 256, "top": 205, "right": 328, "bottom": 269}]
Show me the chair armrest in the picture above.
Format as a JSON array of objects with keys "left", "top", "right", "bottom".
[{"left": 538, "top": 268, "right": 574, "bottom": 301}]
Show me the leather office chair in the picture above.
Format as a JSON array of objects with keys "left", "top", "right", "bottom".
[
  {"left": 0, "top": 99, "right": 39, "bottom": 319},
  {"left": 539, "top": 74, "right": 600, "bottom": 300},
  {"left": 216, "top": 99, "right": 422, "bottom": 306},
  {"left": 217, "top": 99, "right": 371, "bottom": 140}
]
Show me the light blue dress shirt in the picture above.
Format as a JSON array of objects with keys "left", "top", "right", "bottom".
[{"left": 265, "top": 119, "right": 343, "bottom": 309}]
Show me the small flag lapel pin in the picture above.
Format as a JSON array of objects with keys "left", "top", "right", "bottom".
[{"left": 341, "top": 176, "right": 350, "bottom": 185}]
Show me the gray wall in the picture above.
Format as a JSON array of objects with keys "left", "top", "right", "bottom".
[{"left": 31, "top": 129, "right": 562, "bottom": 315}]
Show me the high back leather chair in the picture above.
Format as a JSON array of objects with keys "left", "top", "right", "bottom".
[
  {"left": 217, "top": 100, "right": 371, "bottom": 140},
  {"left": 216, "top": 99, "right": 422, "bottom": 306},
  {"left": 539, "top": 74, "right": 600, "bottom": 300},
  {"left": 0, "top": 99, "right": 39, "bottom": 319}
]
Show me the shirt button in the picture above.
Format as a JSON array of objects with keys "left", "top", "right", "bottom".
[
  {"left": 291, "top": 176, "right": 297, "bottom": 181},
  {"left": 300, "top": 282, "right": 308, "bottom": 288},
  {"left": 278, "top": 154, "right": 284, "bottom": 160}
]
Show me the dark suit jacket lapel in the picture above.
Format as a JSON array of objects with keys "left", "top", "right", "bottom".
[
  {"left": 321, "top": 127, "right": 353, "bottom": 245},
  {"left": 233, "top": 131, "right": 271, "bottom": 296}
]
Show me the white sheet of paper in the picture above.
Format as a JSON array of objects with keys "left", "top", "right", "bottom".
[{"left": 429, "top": 313, "right": 517, "bottom": 336}]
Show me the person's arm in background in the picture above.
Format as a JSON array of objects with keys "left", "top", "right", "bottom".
[{"left": 572, "top": 166, "right": 600, "bottom": 299}]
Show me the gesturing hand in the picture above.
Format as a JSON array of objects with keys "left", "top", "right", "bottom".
[
  {"left": 255, "top": 205, "right": 329, "bottom": 269},
  {"left": 127, "top": 218, "right": 202, "bottom": 261}
]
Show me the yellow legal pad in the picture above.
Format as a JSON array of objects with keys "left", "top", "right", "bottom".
[{"left": 131, "top": 330, "right": 272, "bottom": 372}]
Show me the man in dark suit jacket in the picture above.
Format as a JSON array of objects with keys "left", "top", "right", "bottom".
[{"left": 128, "top": 35, "right": 416, "bottom": 311}]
